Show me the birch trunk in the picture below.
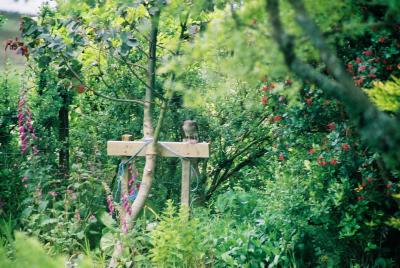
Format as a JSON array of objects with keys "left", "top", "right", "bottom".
[{"left": 108, "top": 11, "right": 160, "bottom": 268}]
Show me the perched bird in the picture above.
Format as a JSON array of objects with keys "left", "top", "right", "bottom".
[{"left": 182, "top": 120, "right": 198, "bottom": 143}]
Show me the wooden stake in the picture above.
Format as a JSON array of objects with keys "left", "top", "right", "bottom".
[
  {"left": 121, "top": 134, "right": 132, "bottom": 218},
  {"left": 181, "top": 159, "right": 191, "bottom": 207}
]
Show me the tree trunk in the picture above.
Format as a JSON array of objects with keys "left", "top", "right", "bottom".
[
  {"left": 126, "top": 11, "right": 160, "bottom": 227},
  {"left": 107, "top": 12, "right": 161, "bottom": 267}
]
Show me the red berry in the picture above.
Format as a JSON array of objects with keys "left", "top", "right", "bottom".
[
  {"left": 341, "top": 143, "right": 350, "bottom": 151},
  {"left": 363, "top": 50, "right": 372, "bottom": 57},
  {"left": 76, "top": 84, "right": 85, "bottom": 94},
  {"left": 261, "top": 96, "right": 268, "bottom": 105},
  {"left": 279, "top": 153, "right": 285, "bottom": 161},
  {"left": 362, "top": 182, "right": 367, "bottom": 187},
  {"left": 367, "top": 177, "right": 373, "bottom": 183},
  {"left": 355, "top": 77, "right": 365, "bottom": 86},
  {"left": 273, "top": 115, "right": 282, "bottom": 122},
  {"left": 378, "top": 37, "right": 385, "bottom": 43},
  {"left": 308, "top": 148, "right": 315, "bottom": 155},
  {"left": 347, "top": 63, "right": 353, "bottom": 71},
  {"left": 329, "top": 159, "right": 337, "bottom": 165},
  {"left": 285, "top": 79, "right": 292, "bottom": 86},
  {"left": 317, "top": 156, "right": 327, "bottom": 166},
  {"left": 386, "top": 65, "right": 393, "bottom": 71},
  {"left": 358, "top": 66, "right": 366, "bottom": 72},
  {"left": 262, "top": 85, "right": 268, "bottom": 91},
  {"left": 305, "top": 98, "right": 312, "bottom": 106},
  {"left": 357, "top": 196, "right": 365, "bottom": 201},
  {"left": 327, "top": 122, "right": 336, "bottom": 131},
  {"left": 386, "top": 183, "right": 392, "bottom": 189},
  {"left": 269, "top": 83, "right": 275, "bottom": 89}
]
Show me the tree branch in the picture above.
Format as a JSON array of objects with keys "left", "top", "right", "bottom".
[
  {"left": 60, "top": 54, "right": 146, "bottom": 105},
  {"left": 91, "top": 90, "right": 145, "bottom": 104},
  {"left": 267, "top": 0, "right": 400, "bottom": 169},
  {"left": 206, "top": 147, "right": 267, "bottom": 199}
]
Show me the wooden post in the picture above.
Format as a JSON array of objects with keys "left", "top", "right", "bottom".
[
  {"left": 121, "top": 134, "right": 132, "bottom": 218},
  {"left": 181, "top": 159, "right": 191, "bottom": 207}
]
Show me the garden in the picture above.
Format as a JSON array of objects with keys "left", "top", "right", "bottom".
[{"left": 0, "top": 0, "right": 400, "bottom": 267}]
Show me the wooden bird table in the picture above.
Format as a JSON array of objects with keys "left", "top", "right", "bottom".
[{"left": 107, "top": 136, "right": 209, "bottom": 207}]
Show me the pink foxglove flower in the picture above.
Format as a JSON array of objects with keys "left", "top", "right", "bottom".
[
  {"left": 106, "top": 195, "right": 114, "bottom": 215},
  {"left": 122, "top": 194, "right": 132, "bottom": 216},
  {"left": 17, "top": 91, "right": 38, "bottom": 155}
]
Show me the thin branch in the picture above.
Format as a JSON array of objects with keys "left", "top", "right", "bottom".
[
  {"left": 91, "top": 90, "right": 145, "bottom": 104},
  {"left": 60, "top": 54, "right": 146, "bottom": 105},
  {"left": 117, "top": 52, "right": 152, "bottom": 90},
  {"left": 206, "top": 148, "right": 267, "bottom": 199},
  {"left": 131, "top": 24, "right": 150, "bottom": 42},
  {"left": 156, "top": 43, "right": 178, "bottom": 56}
]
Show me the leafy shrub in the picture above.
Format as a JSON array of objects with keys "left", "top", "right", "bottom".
[
  {"left": 366, "top": 77, "right": 400, "bottom": 112},
  {"left": 150, "top": 200, "right": 206, "bottom": 267},
  {"left": 0, "top": 232, "right": 93, "bottom": 268}
]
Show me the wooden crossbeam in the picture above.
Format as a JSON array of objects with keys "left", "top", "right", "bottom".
[
  {"left": 107, "top": 138, "right": 210, "bottom": 208},
  {"left": 107, "top": 141, "right": 209, "bottom": 158}
]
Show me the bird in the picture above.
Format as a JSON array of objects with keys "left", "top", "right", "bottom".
[{"left": 182, "top": 120, "right": 198, "bottom": 143}]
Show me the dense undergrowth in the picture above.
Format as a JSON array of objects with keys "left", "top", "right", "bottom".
[{"left": 1, "top": 0, "right": 400, "bottom": 267}]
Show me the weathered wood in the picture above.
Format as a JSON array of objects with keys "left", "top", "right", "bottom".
[
  {"left": 121, "top": 135, "right": 132, "bottom": 217},
  {"left": 107, "top": 141, "right": 209, "bottom": 158},
  {"left": 181, "top": 159, "right": 191, "bottom": 207}
]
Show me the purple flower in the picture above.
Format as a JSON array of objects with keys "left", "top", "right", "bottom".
[
  {"left": 122, "top": 194, "right": 132, "bottom": 216},
  {"left": 17, "top": 92, "right": 38, "bottom": 155},
  {"left": 106, "top": 195, "right": 114, "bottom": 215}
]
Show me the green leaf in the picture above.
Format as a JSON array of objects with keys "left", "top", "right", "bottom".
[
  {"left": 40, "top": 218, "right": 58, "bottom": 227},
  {"left": 100, "top": 232, "right": 116, "bottom": 256},
  {"left": 99, "top": 212, "right": 116, "bottom": 228},
  {"left": 38, "top": 200, "right": 49, "bottom": 212},
  {"left": 21, "top": 207, "right": 33, "bottom": 218},
  {"left": 126, "top": 38, "right": 138, "bottom": 48}
]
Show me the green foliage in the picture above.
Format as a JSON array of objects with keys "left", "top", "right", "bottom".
[
  {"left": 366, "top": 77, "right": 400, "bottom": 112},
  {"left": 150, "top": 201, "right": 205, "bottom": 267},
  {"left": 0, "top": 15, "right": 4, "bottom": 28},
  {"left": 0, "top": 67, "right": 22, "bottom": 217},
  {"left": 1, "top": 0, "right": 399, "bottom": 267},
  {"left": 0, "top": 232, "right": 93, "bottom": 268}
]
